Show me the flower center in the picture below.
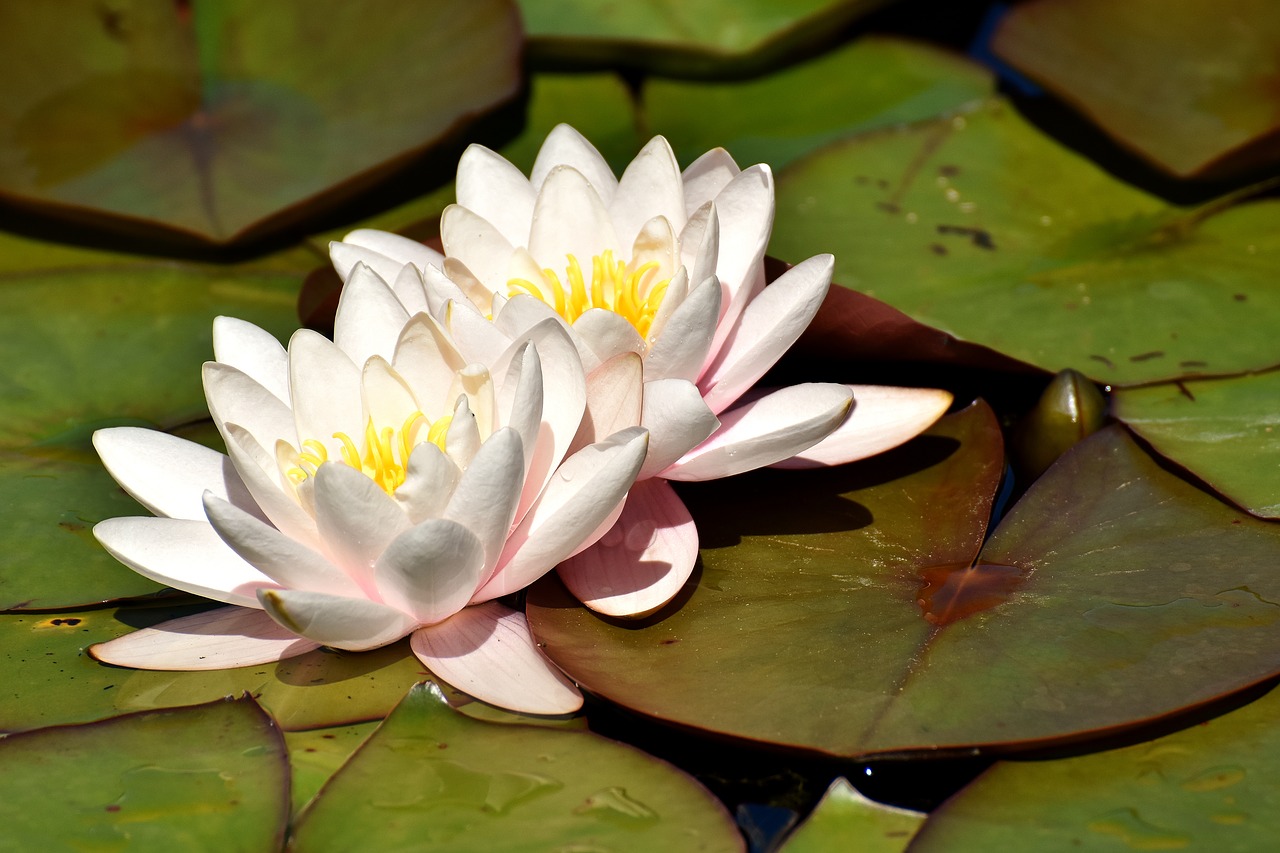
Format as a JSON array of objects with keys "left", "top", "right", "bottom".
[
  {"left": 507, "top": 250, "right": 670, "bottom": 340},
  {"left": 288, "top": 411, "right": 452, "bottom": 495}
]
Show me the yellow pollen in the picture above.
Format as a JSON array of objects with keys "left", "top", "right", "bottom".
[
  {"left": 508, "top": 250, "right": 670, "bottom": 339},
  {"left": 287, "top": 410, "right": 449, "bottom": 495}
]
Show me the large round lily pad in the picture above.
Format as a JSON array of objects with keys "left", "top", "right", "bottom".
[
  {"left": 770, "top": 98, "right": 1280, "bottom": 386},
  {"left": 530, "top": 402, "right": 1280, "bottom": 757},
  {"left": 0, "top": 0, "right": 521, "bottom": 242}
]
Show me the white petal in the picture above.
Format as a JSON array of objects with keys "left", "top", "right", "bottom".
[
  {"left": 93, "top": 517, "right": 275, "bottom": 608},
  {"left": 455, "top": 143, "right": 537, "bottom": 247},
  {"left": 637, "top": 379, "right": 720, "bottom": 480},
  {"left": 93, "top": 427, "right": 262, "bottom": 523},
  {"left": 203, "top": 362, "right": 296, "bottom": 456},
  {"left": 700, "top": 253, "right": 834, "bottom": 414},
  {"left": 444, "top": 394, "right": 482, "bottom": 470},
  {"left": 259, "top": 589, "right": 417, "bottom": 651},
  {"left": 440, "top": 204, "right": 517, "bottom": 292},
  {"left": 663, "top": 383, "right": 853, "bottom": 481},
  {"left": 557, "top": 479, "right": 697, "bottom": 617},
  {"left": 572, "top": 308, "right": 645, "bottom": 365},
  {"left": 422, "top": 262, "right": 477, "bottom": 318},
  {"left": 610, "top": 135, "right": 686, "bottom": 250},
  {"left": 339, "top": 228, "right": 445, "bottom": 274},
  {"left": 333, "top": 263, "right": 412, "bottom": 369},
  {"left": 444, "top": 298, "right": 513, "bottom": 368},
  {"left": 288, "top": 329, "right": 362, "bottom": 448},
  {"left": 443, "top": 428, "right": 524, "bottom": 578},
  {"left": 360, "top": 356, "right": 421, "bottom": 438},
  {"left": 390, "top": 263, "right": 430, "bottom": 316},
  {"left": 531, "top": 124, "right": 618, "bottom": 204},
  {"left": 411, "top": 603, "right": 581, "bottom": 714},
  {"left": 475, "top": 426, "right": 649, "bottom": 601},
  {"left": 678, "top": 203, "right": 720, "bottom": 310},
  {"left": 528, "top": 166, "right": 619, "bottom": 270},
  {"left": 646, "top": 266, "right": 689, "bottom": 344},
  {"left": 630, "top": 215, "right": 679, "bottom": 285},
  {"left": 202, "top": 493, "right": 363, "bottom": 597},
  {"left": 212, "top": 317, "right": 288, "bottom": 403},
  {"left": 312, "top": 462, "right": 409, "bottom": 589},
  {"left": 644, "top": 274, "right": 721, "bottom": 383},
  {"left": 569, "top": 352, "right": 643, "bottom": 456},
  {"left": 222, "top": 424, "right": 320, "bottom": 546},
  {"left": 447, "top": 363, "right": 496, "bottom": 439},
  {"left": 442, "top": 257, "right": 499, "bottom": 315},
  {"left": 89, "top": 606, "right": 320, "bottom": 670},
  {"left": 393, "top": 313, "right": 467, "bottom": 422},
  {"left": 375, "top": 519, "right": 488, "bottom": 624},
  {"left": 706, "top": 164, "right": 774, "bottom": 356},
  {"left": 773, "top": 386, "right": 954, "bottom": 468},
  {"left": 394, "top": 441, "right": 460, "bottom": 523},
  {"left": 494, "top": 341, "right": 544, "bottom": 485},
  {"left": 681, "top": 147, "right": 740, "bottom": 217}
]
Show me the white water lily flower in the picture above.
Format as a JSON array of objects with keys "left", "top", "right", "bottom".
[
  {"left": 90, "top": 274, "right": 648, "bottom": 715},
  {"left": 331, "top": 124, "right": 951, "bottom": 619}
]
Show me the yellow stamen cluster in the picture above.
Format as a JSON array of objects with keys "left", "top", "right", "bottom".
[
  {"left": 287, "top": 410, "right": 452, "bottom": 495},
  {"left": 508, "top": 251, "right": 670, "bottom": 340}
]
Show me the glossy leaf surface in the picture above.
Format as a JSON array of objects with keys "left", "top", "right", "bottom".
[
  {"left": 992, "top": 0, "right": 1280, "bottom": 177},
  {"left": 779, "top": 778, "right": 924, "bottom": 852},
  {"left": 531, "top": 404, "right": 1280, "bottom": 756},
  {"left": 290, "top": 683, "right": 744, "bottom": 852},
  {"left": 1113, "top": 371, "right": 1280, "bottom": 518},
  {"left": 0, "top": 604, "right": 423, "bottom": 733},
  {"left": 0, "top": 0, "right": 521, "bottom": 242},
  {"left": 0, "top": 696, "right": 288, "bottom": 850},
  {"left": 770, "top": 99, "right": 1280, "bottom": 386},
  {"left": 912, "top": 684, "right": 1280, "bottom": 851}
]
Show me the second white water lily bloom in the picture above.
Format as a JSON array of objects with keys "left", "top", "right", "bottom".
[
  {"left": 90, "top": 274, "right": 648, "bottom": 715},
  {"left": 331, "top": 124, "right": 951, "bottom": 619}
]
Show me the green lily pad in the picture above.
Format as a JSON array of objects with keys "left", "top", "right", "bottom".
[
  {"left": 521, "top": 0, "right": 895, "bottom": 77},
  {"left": 911, "top": 684, "right": 1280, "bottom": 851},
  {"left": 769, "top": 98, "right": 1280, "bottom": 386},
  {"left": 290, "top": 682, "right": 744, "bottom": 852},
  {"left": 530, "top": 402, "right": 1280, "bottom": 757},
  {"left": 0, "top": 603, "right": 424, "bottom": 733},
  {"left": 0, "top": 0, "right": 521, "bottom": 242},
  {"left": 645, "top": 36, "right": 992, "bottom": 170},
  {"left": 1113, "top": 371, "right": 1280, "bottom": 518},
  {"left": 0, "top": 695, "right": 288, "bottom": 850},
  {"left": 778, "top": 778, "right": 924, "bottom": 853},
  {"left": 285, "top": 722, "right": 380, "bottom": 815},
  {"left": 992, "top": 0, "right": 1280, "bottom": 178}
]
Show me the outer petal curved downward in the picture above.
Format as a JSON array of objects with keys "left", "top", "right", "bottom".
[{"left": 89, "top": 606, "right": 320, "bottom": 670}]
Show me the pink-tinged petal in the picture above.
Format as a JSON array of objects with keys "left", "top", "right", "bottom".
[
  {"left": 646, "top": 266, "right": 689, "bottom": 344},
  {"left": 93, "top": 427, "right": 262, "bottom": 523},
  {"left": 663, "top": 383, "right": 853, "bottom": 481},
  {"left": 339, "top": 228, "right": 444, "bottom": 274},
  {"left": 395, "top": 442, "right": 460, "bottom": 524},
  {"left": 222, "top": 424, "right": 320, "bottom": 546},
  {"left": 440, "top": 204, "right": 517, "bottom": 292},
  {"left": 644, "top": 274, "right": 721, "bottom": 383},
  {"left": 699, "top": 254, "right": 834, "bottom": 414},
  {"left": 443, "top": 428, "right": 524, "bottom": 577},
  {"left": 202, "top": 493, "right": 363, "bottom": 598},
  {"left": 531, "top": 123, "right": 618, "bottom": 204},
  {"left": 334, "top": 263, "right": 412, "bottom": 369},
  {"left": 443, "top": 395, "right": 482, "bottom": 470},
  {"left": 557, "top": 479, "right": 697, "bottom": 618},
  {"left": 444, "top": 298, "right": 513, "bottom": 368},
  {"left": 259, "top": 589, "right": 417, "bottom": 651},
  {"left": 203, "top": 362, "right": 296, "bottom": 455},
  {"left": 393, "top": 313, "right": 467, "bottom": 422},
  {"left": 706, "top": 165, "right": 774, "bottom": 352},
  {"left": 572, "top": 308, "right": 645, "bottom": 365},
  {"left": 681, "top": 147, "right": 740, "bottom": 217},
  {"left": 569, "top": 352, "right": 643, "bottom": 456},
  {"left": 390, "top": 263, "right": 429, "bottom": 316},
  {"left": 89, "top": 606, "right": 319, "bottom": 670},
  {"left": 610, "top": 136, "right": 686, "bottom": 250},
  {"left": 773, "top": 385, "right": 954, "bottom": 468},
  {"left": 212, "top": 316, "right": 288, "bottom": 404},
  {"left": 410, "top": 603, "right": 581, "bottom": 714},
  {"left": 375, "top": 519, "right": 487, "bottom": 624},
  {"left": 637, "top": 379, "right": 719, "bottom": 480},
  {"left": 456, "top": 143, "right": 537, "bottom": 247},
  {"left": 360, "top": 356, "right": 420, "bottom": 435},
  {"left": 528, "top": 166, "right": 619, "bottom": 270},
  {"left": 475, "top": 426, "right": 648, "bottom": 601},
  {"left": 494, "top": 341, "right": 544, "bottom": 483},
  {"left": 93, "top": 517, "right": 276, "bottom": 608},
  {"left": 288, "top": 329, "right": 362, "bottom": 447},
  {"left": 312, "top": 463, "right": 410, "bottom": 591},
  {"left": 678, "top": 203, "right": 720, "bottom": 306}
]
